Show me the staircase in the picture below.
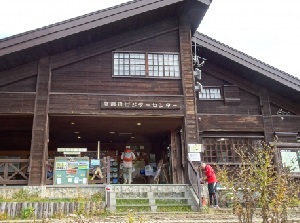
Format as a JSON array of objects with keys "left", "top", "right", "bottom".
[{"left": 106, "top": 184, "right": 199, "bottom": 212}]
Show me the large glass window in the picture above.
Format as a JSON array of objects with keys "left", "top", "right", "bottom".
[
  {"left": 113, "top": 52, "right": 180, "bottom": 78},
  {"left": 199, "top": 87, "right": 222, "bottom": 99},
  {"left": 148, "top": 53, "right": 180, "bottom": 77},
  {"left": 202, "top": 138, "right": 262, "bottom": 163},
  {"left": 114, "top": 53, "right": 146, "bottom": 76}
]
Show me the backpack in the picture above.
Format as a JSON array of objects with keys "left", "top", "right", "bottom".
[{"left": 123, "top": 149, "right": 133, "bottom": 162}]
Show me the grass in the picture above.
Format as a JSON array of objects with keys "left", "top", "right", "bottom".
[
  {"left": 156, "top": 199, "right": 188, "bottom": 205},
  {"left": 117, "top": 206, "right": 151, "bottom": 212},
  {"left": 117, "top": 199, "right": 149, "bottom": 205},
  {"left": 157, "top": 206, "right": 191, "bottom": 212}
]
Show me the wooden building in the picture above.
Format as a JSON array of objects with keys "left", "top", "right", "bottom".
[{"left": 0, "top": 0, "right": 299, "bottom": 186}]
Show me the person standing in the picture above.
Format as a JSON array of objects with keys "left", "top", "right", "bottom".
[
  {"left": 121, "top": 147, "right": 136, "bottom": 184},
  {"left": 199, "top": 161, "right": 219, "bottom": 208}
]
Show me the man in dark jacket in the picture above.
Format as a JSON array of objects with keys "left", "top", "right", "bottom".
[{"left": 199, "top": 161, "right": 219, "bottom": 208}]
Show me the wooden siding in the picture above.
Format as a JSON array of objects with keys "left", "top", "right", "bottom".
[
  {"left": 198, "top": 115, "right": 264, "bottom": 132},
  {"left": 51, "top": 20, "right": 182, "bottom": 95},
  {"left": 197, "top": 71, "right": 261, "bottom": 115},
  {"left": 49, "top": 94, "right": 184, "bottom": 116},
  {"left": 50, "top": 19, "right": 179, "bottom": 69},
  {"left": 272, "top": 116, "right": 300, "bottom": 133},
  {"left": 0, "top": 62, "right": 37, "bottom": 92},
  {"left": 29, "top": 58, "right": 51, "bottom": 186},
  {"left": 197, "top": 89, "right": 261, "bottom": 115},
  {"left": 0, "top": 93, "right": 35, "bottom": 113},
  {"left": 179, "top": 16, "right": 198, "bottom": 175}
]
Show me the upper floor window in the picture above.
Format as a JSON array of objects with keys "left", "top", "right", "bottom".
[
  {"left": 114, "top": 53, "right": 146, "bottom": 76},
  {"left": 199, "top": 87, "right": 222, "bottom": 99},
  {"left": 113, "top": 52, "right": 180, "bottom": 78}
]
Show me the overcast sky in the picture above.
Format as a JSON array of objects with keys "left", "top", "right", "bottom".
[{"left": 0, "top": 0, "right": 299, "bottom": 79}]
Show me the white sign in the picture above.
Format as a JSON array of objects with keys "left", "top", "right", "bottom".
[
  {"left": 188, "top": 144, "right": 203, "bottom": 152},
  {"left": 57, "top": 148, "right": 87, "bottom": 152},
  {"left": 281, "top": 151, "right": 300, "bottom": 172},
  {"left": 63, "top": 151, "right": 81, "bottom": 155},
  {"left": 188, "top": 152, "right": 201, "bottom": 161}
]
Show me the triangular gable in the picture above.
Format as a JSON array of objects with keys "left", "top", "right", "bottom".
[{"left": 0, "top": 0, "right": 211, "bottom": 57}]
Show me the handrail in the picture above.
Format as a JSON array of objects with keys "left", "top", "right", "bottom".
[
  {"left": 187, "top": 156, "right": 202, "bottom": 210},
  {"left": 0, "top": 159, "right": 30, "bottom": 186}
]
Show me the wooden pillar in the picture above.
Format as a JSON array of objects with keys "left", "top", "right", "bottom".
[
  {"left": 259, "top": 88, "right": 280, "bottom": 168},
  {"left": 170, "top": 131, "right": 185, "bottom": 183},
  {"left": 179, "top": 16, "right": 199, "bottom": 182},
  {"left": 28, "top": 57, "right": 51, "bottom": 186},
  {"left": 259, "top": 88, "right": 274, "bottom": 142}
]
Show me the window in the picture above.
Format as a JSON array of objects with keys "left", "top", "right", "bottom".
[
  {"left": 148, "top": 53, "right": 180, "bottom": 77},
  {"left": 113, "top": 52, "right": 180, "bottom": 78},
  {"left": 198, "top": 87, "right": 222, "bottom": 99},
  {"left": 114, "top": 53, "right": 146, "bottom": 76},
  {"left": 202, "top": 138, "right": 262, "bottom": 163}
]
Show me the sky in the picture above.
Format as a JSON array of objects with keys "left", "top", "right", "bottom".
[{"left": 0, "top": 0, "right": 299, "bottom": 79}]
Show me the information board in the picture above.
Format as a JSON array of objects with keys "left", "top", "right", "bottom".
[{"left": 53, "top": 157, "right": 89, "bottom": 185}]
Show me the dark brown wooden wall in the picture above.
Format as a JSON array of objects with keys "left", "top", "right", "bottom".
[
  {"left": 0, "top": 62, "right": 37, "bottom": 92},
  {"left": 198, "top": 115, "right": 264, "bottom": 132},
  {"left": 0, "top": 62, "right": 37, "bottom": 114},
  {"left": 51, "top": 20, "right": 182, "bottom": 96},
  {"left": 0, "top": 93, "right": 35, "bottom": 113},
  {"left": 197, "top": 71, "right": 261, "bottom": 115}
]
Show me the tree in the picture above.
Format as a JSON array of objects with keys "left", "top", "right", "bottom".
[{"left": 217, "top": 139, "right": 299, "bottom": 223}]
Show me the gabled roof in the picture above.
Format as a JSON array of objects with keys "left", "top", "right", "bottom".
[
  {"left": 0, "top": 0, "right": 211, "bottom": 71},
  {"left": 193, "top": 32, "right": 300, "bottom": 104}
]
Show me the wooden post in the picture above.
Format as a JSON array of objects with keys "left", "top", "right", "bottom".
[
  {"left": 179, "top": 16, "right": 199, "bottom": 182},
  {"left": 97, "top": 141, "right": 100, "bottom": 160},
  {"left": 28, "top": 57, "right": 51, "bottom": 186}
]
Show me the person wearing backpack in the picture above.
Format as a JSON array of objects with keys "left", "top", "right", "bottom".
[{"left": 121, "top": 147, "right": 136, "bottom": 184}]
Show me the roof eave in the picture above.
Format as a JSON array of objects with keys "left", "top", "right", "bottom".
[
  {"left": 193, "top": 32, "right": 300, "bottom": 92},
  {"left": 1, "top": 0, "right": 187, "bottom": 57}
]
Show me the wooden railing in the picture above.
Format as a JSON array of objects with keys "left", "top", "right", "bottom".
[
  {"left": 0, "top": 159, "right": 29, "bottom": 185},
  {"left": 187, "top": 157, "right": 202, "bottom": 210}
]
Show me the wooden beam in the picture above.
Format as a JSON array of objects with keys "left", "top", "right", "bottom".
[{"left": 28, "top": 57, "right": 51, "bottom": 186}]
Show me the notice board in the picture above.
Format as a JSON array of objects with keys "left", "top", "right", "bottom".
[{"left": 53, "top": 157, "right": 89, "bottom": 185}]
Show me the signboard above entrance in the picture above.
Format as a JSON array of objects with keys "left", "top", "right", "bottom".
[
  {"left": 100, "top": 101, "right": 180, "bottom": 110},
  {"left": 57, "top": 148, "right": 87, "bottom": 152}
]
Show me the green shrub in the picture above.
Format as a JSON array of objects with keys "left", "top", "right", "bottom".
[{"left": 20, "top": 207, "right": 35, "bottom": 219}]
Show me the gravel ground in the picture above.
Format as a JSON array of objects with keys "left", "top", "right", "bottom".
[
  {"left": 1, "top": 210, "right": 300, "bottom": 223},
  {"left": 45, "top": 211, "right": 300, "bottom": 223}
]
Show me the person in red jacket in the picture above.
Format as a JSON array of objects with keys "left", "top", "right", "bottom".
[{"left": 199, "top": 161, "right": 219, "bottom": 208}]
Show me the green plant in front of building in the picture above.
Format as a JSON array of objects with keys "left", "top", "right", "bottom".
[
  {"left": 216, "top": 139, "right": 299, "bottom": 223},
  {"left": 12, "top": 188, "right": 39, "bottom": 201},
  {"left": 20, "top": 207, "right": 35, "bottom": 219}
]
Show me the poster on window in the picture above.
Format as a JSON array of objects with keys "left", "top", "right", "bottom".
[{"left": 280, "top": 150, "right": 300, "bottom": 172}]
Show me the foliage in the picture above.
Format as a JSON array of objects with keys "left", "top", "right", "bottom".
[
  {"left": 217, "top": 139, "right": 299, "bottom": 223},
  {"left": 91, "top": 192, "right": 103, "bottom": 202},
  {"left": 126, "top": 210, "right": 145, "bottom": 223},
  {"left": 12, "top": 189, "right": 39, "bottom": 201},
  {"left": 117, "top": 206, "right": 150, "bottom": 212},
  {"left": 20, "top": 207, "right": 35, "bottom": 219},
  {"left": 0, "top": 213, "right": 10, "bottom": 221},
  {"left": 117, "top": 199, "right": 149, "bottom": 205},
  {"left": 157, "top": 205, "right": 191, "bottom": 212}
]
